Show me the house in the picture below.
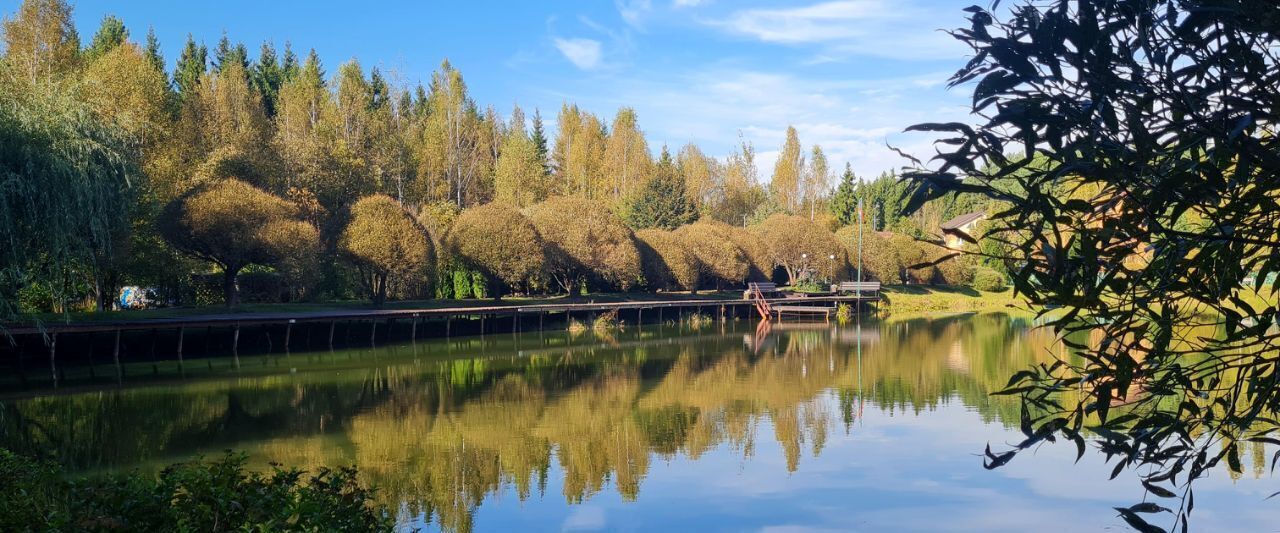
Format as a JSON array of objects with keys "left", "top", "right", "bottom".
[{"left": 939, "top": 211, "right": 986, "bottom": 249}]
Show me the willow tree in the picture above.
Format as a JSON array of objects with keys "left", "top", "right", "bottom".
[
  {"left": 753, "top": 214, "right": 844, "bottom": 284},
  {"left": 0, "top": 68, "right": 135, "bottom": 316},
  {"left": 159, "top": 179, "right": 318, "bottom": 307},
  {"left": 635, "top": 229, "right": 699, "bottom": 291},
  {"left": 341, "top": 194, "right": 433, "bottom": 304},
  {"left": 448, "top": 202, "right": 545, "bottom": 297},
  {"left": 675, "top": 222, "right": 749, "bottom": 289},
  {"left": 903, "top": 1, "right": 1280, "bottom": 529},
  {"left": 527, "top": 196, "right": 642, "bottom": 293}
]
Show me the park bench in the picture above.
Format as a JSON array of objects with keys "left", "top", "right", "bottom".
[
  {"left": 832, "top": 281, "right": 881, "bottom": 296},
  {"left": 744, "top": 281, "right": 782, "bottom": 300}
]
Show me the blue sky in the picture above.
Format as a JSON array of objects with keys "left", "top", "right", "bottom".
[{"left": 62, "top": 0, "right": 979, "bottom": 181}]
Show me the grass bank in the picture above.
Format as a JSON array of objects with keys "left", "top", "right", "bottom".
[{"left": 878, "top": 285, "right": 1027, "bottom": 318}]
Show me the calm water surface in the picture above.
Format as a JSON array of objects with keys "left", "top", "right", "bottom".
[{"left": 3, "top": 314, "right": 1278, "bottom": 531}]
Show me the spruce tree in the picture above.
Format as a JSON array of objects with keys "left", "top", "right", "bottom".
[
  {"left": 531, "top": 108, "right": 550, "bottom": 177},
  {"left": 828, "top": 163, "right": 857, "bottom": 226},
  {"left": 174, "top": 35, "right": 206, "bottom": 102},
  {"left": 252, "top": 42, "right": 283, "bottom": 117},
  {"left": 280, "top": 42, "right": 299, "bottom": 81},
  {"left": 144, "top": 26, "right": 165, "bottom": 75},
  {"left": 84, "top": 14, "right": 127, "bottom": 63},
  {"left": 625, "top": 145, "right": 697, "bottom": 230}
]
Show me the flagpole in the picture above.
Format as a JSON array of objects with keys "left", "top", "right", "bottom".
[{"left": 857, "top": 197, "right": 863, "bottom": 300}]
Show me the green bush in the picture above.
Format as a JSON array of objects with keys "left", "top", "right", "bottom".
[
  {"left": 972, "top": 267, "right": 1008, "bottom": 292},
  {"left": 0, "top": 449, "right": 393, "bottom": 532},
  {"left": 452, "top": 269, "right": 473, "bottom": 299}
]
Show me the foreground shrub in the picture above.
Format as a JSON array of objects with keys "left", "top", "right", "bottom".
[
  {"left": 0, "top": 449, "right": 393, "bottom": 532},
  {"left": 971, "top": 267, "right": 1007, "bottom": 292}
]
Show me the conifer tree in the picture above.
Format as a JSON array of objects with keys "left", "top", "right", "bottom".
[
  {"left": 252, "top": 42, "right": 284, "bottom": 117},
  {"left": 174, "top": 35, "right": 207, "bottom": 102},
  {"left": 530, "top": 108, "right": 550, "bottom": 177},
  {"left": 625, "top": 145, "right": 697, "bottom": 230},
  {"left": 144, "top": 26, "right": 165, "bottom": 75},
  {"left": 84, "top": 14, "right": 127, "bottom": 64},
  {"left": 828, "top": 163, "right": 857, "bottom": 226},
  {"left": 281, "top": 42, "right": 299, "bottom": 81}
]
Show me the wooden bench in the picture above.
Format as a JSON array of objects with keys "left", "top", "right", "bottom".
[
  {"left": 832, "top": 281, "right": 881, "bottom": 296},
  {"left": 744, "top": 281, "right": 782, "bottom": 299}
]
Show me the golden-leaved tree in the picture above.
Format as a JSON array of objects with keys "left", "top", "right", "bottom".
[
  {"left": 159, "top": 179, "right": 319, "bottom": 307},
  {"left": 341, "top": 194, "right": 434, "bottom": 304},
  {"left": 448, "top": 202, "right": 545, "bottom": 296},
  {"left": 493, "top": 105, "right": 551, "bottom": 207},
  {"left": 527, "top": 196, "right": 642, "bottom": 293}
]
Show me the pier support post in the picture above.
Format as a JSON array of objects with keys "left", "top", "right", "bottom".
[
  {"left": 177, "top": 327, "right": 185, "bottom": 375},
  {"left": 48, "top": 333, "right": 58, "bottom": 388},
  {"left": 232, "top": 324, "right": 241, "bottom": 369},
  {"left": 113, "top": 329, "right": 122, "bottom": 384},
  {"left": 328, "top": 321, "right": 336, "bottom": 349},
  {"left": 446, "top": 317, "right": 452, "bottom": 337},
  {"left": 284, "top": 321, "right": 293, "bottom": 353},
  {"left": 369, "top": 320, "right": 377, "bottom": 347},
  {"left": 411, "top": 315, "right": 418, "bottom": 343}
]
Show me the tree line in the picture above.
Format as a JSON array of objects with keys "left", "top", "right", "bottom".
[{"left": 0, "top": 0, "right": 996, "bottom": 314}]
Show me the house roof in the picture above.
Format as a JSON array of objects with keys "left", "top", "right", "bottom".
[{"left": 940, "top": 211, "right": 986, "bottom": 230}]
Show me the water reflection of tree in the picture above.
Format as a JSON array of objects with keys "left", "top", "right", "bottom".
[{"left": 4, "top": 315, "right": 1269, "bottom": 532}]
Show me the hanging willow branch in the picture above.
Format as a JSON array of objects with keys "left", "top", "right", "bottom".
[{"left": 0, "top": 63, "right": 136, "bottom": 325}]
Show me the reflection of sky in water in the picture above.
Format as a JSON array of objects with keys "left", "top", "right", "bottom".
[
  {"left": 4, "top": 314, "right": 1278, "bottom": 532},
  {"left": 441, "top": 391, "right": 1278, "bottom": 532}
]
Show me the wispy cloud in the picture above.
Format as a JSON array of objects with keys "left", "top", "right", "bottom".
[
  {"left": 617, "top": 0, "right": 652, "bottom": 28},
  {"left": 704, "top": 0, "right": 964, "bottom": 61},
  {"left": 672, "top": 0, "right": 706, "bottom": 7},
  {"left": 553, "top": 37, "right": 604, "bottom": 70}
]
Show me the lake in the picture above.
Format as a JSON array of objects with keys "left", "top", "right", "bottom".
[{"left": 2, "top": 313, "right": 1277, "bottom": 531}]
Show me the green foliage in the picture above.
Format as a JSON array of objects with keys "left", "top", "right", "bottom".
[
  {"left": 0, "top": 449, "right": 393, "bottom": 532},
  {"left": 828, "top": 163, "right": 858, "bottom": 225},
  {"left": 83, "top": 14, "right": 128, "bottom": 64},
  {"left": 624, "top": 146, "right": 697, "bottom": 230},
  {"left": 903, "top": 1, "right": 1280, "bottom": 528},
  {"left": 452, "top": 269, "right": 473, "bottom": 299},
  {"left": 0, "top": 65, "right": 136, "bottom": 317},
  {"left": 971, "top": 267, "right": 1006, "bottom": 292}
]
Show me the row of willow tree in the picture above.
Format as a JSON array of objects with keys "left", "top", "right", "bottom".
[{"left": 0, "top": 0, "right": 989, "bottom": 314}]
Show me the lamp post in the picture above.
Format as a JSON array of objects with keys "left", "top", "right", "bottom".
[{"left": 857, "top": 197, "right": 864, "bottom": 300}]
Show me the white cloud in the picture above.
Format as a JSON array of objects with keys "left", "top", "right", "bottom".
[
  {"left": 540, "top": 67, "right": 968, "bottom": 181},
  {"left": 617, "top": 0, "right": 652, "bottom": 28},
  {"left": 673, "top": 0, "right": 706, "bottom": 7},
  {"left": 705, "top": 0, "right": 965, "bottom": 61},
  {"left": 553, "top": 37, "right": 604, "bottom": 70}
]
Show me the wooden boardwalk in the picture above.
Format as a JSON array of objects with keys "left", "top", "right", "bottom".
[{"left": 3, "top": 294, "right": 876, "bottom": 336}]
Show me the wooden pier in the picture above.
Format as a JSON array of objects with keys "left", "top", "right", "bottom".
[{"left": 1, "top": 294, "right": 879, "bottom": 388}]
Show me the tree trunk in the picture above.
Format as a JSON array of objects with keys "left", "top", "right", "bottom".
[
  {"left": 223, "top": 266, "right": 241, "bottom": 309},
  {"left": 374, "top": 274, "right": 388, "bottom": 306}
]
